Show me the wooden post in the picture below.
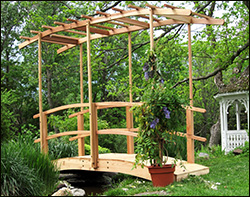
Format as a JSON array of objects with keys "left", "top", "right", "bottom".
[
  {"left": 187, "top": 24, "right": 194, "bottom": 163},
  {"left": 149, "top": 8, "right": 154, "bottom": 51},
  {"left": 38, "top": 33, "right": 48, "bottom": 154},
  {"left": 77, "top": 114, "right": 85, "bottom": 156},
  {"left": 128, "top": 32, "right": 133, "bottom": 103},
  {"left": 78, "top": 43, "right": 85, "bottom": 156},
  {"left": 42, "top": 112, "right": 48, "bottom": 153},
  {"left": 127, "top": 32, "right": 134, "bottom": 154},
  {"left": 80, "top": 43, "right": 84, "bottom": 111},
  {"left": 87, "top": 21, "right": 98, "bottom": 169}
]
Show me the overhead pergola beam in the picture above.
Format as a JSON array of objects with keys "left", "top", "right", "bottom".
[
  {"left": 19, "top": 5, "right": 224, "bottom": 51},
  {"left": 56, "top": 16, "right": 223, "bottom": 54}
]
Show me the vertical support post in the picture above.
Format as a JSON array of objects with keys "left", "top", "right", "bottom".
[
  {"left": 80, "top": 43, "right": 84, "bottom": 111},
  {"left": 219, "top": 100, "right": 226, "bottom": 152},
  {"left": 38, "top": 33, "right": 48, "bottom": 154},
  {"left": 128, "top": 32, "right": 133, "bottom": 103},
  {"left": 186, "top": 24, "right": 194, "bottom": 163},
  {"left": 235, "top": 101, "right": 240, "bottom": 131},
  {"left": 78, "top": 43, "right": 85, "bottom": 156},
  {"left": 87, "top": 21, "right": 98, "bottom": 169},
  {"left": 127, "top": 32, "right": 134, "bottom": 154},
  {"left": 42, "top": 112, "right": 48, "bottom": 153},
  {"left": 149, "top": 8, "right": 154, "bottom": 51},
  {"left": 77, "top": 114, "right": 85, "bottom": 156}
]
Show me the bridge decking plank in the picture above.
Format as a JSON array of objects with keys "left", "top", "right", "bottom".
[{"left": 55, "top": 153, "right": 209, "bottom": 181}]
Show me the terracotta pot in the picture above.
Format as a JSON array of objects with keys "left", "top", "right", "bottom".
[{"left": 147, "top": 164, "right": 175, "bottom": 187}]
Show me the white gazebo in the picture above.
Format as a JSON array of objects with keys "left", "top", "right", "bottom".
[{"left": 214, "top": 91, "right": 249, "bottom": 154}]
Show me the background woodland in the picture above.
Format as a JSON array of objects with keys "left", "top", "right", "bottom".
[{"left": 1, "top": 1, "right": 249, "bottom": 154}]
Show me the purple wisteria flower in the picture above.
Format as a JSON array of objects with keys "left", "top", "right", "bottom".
[
  {"left": 163, "top": 106, "right": 171, "bottom": 119},
  {"left": 150, "top": 118, "right": 159, "bottom": 129},
  {"left": 143, "top": 62, "right": 149, "bottom": 72},
  {"left": 144, "top": 72, "right": 149, "bottom": 81},
  {"left": 160, "top": 78, "right": 164, "bottom": 84}
]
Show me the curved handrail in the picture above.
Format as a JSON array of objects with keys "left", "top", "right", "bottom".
[
  {"left": 69, "top": 101, "right": 144, "bottom": 118},
  {"left": 69, "top": 128, "right": 139, "bottom": 141},
  {"left": 34, "top": 130, "right": 90, "bottom": 143},
  {"left": 33, "top": 103, "right": 90, "bottom": 118}
]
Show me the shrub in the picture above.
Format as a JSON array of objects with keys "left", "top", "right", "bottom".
[
  {"left": 1, "top": 85, "right": 17, "bottom": 142},
  {"left": 48, "top": 135, "right": 111, "bottom": 160},
  {"left": 1, "top": 138, "right": 59, "bottom": 196}
]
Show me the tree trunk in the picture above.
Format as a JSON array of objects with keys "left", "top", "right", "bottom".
[{"left": 209, "top": 117, "right": 221, "bottom": 147}]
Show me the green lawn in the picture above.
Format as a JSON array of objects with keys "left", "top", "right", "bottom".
[{"left": 100, "top": 152, "right": 249, "bottom": 196}]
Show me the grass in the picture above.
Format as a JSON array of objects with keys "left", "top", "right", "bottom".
[
  {"left": 100, "top": 146, "right": 249, "bottom": 196},
  {"left": 1, "top": 137, "right": 59, "bottom": 196}
]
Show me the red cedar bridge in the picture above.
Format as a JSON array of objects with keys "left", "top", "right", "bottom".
[{"left": 19, "top": 3, "right": 224, "bottom": 182}]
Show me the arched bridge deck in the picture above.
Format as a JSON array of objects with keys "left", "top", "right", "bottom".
[
  {"left": 33, "top": 102, "right": 209, "bottom": 182},
  {"left": 55, "top": 153, "right": 209, "bottom": 182}
]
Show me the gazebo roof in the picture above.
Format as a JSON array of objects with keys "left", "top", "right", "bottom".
[{"left": 19, "top": 3, "right": 224, "bottom": 54}]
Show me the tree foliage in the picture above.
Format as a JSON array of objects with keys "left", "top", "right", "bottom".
[{"left": 1, "top": 1, "right": 249, "bottom": 153}]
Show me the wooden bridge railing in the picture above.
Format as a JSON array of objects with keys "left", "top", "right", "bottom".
[
  {"left": 33, "top": 101, "right": 207, "bottom": 166},
  {"left": 33, "top": 102, "right": 143, "bottom": 157}
]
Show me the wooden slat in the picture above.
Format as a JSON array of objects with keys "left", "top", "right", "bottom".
[
  {"left": 91, "top": 24, "right": 116, "bottom": 30},
  {"left": 182, "top": 105, "right": 206, "bottom": 113},
  {"left": 112, "top": 7, "right": 124, "bottom": 12},
  {"left": 33, "top": 103, "right": 90, "bottom": 118},
  {"left": 191, "top": 18, "right": 224, "bottom": 25},
  {"left": 115, "top": 17, "right": 149, "bottom": 28},
  {"left": 163, "top": 3, "right": 214, "bottom": 20},
  {"left": 153, "top": 8, "right": 192, "bottom": 23},
  {"left": 54, "top": 21, "right": 67, "bottom": 26},
  {"left": 168, "top": 131, "right": 206, "bottom": 142},
  {"left": 145, "top": 3, "right": 159, "bottom": 9},
  {"left": 30, "top": 30, "right": 41, "bottom": 34},
  {"left": 149, "top": 8, "right": 154, "bottom": 50},
  {"left": 81, "top": 14, "right": 130, "bottom": 28},
  {"left": 42, "top": 25, "right": 54, "bottom": 29},
  {"left": 77, "top": 114, "right": 85, "bottom": 156},
  {"left": 68, "top": 18, "right": 116, "bottom": 30},
  {"left": 114, "top": 6, "right": 160, "bottom": 22},
  {"left": 97, "top": 10, "right": 149, "bottom": 28},
  {"left": 42, "top": 36, "right": 78, "bottom": 45},
  {"left": 128, "top": 32, "right": 132, "bottom": 103},
  {"left": 50, "top": 34, "right": 80, "bottom": 40},
  {"left": 67, "top": 18, "right": 79, "bottom": 23},
  {"left": 38, "top": 33, "right": 45, "bottom": 153},
  {"left": 41, "top": 39, "right": 69, "bottom": 45},
  {"left": 34, "top": 130, "right": 91, "bottom": 143},
  {"left": 127, "top": 4, "right": 142, "bottom": 10},
  {"left": 153, "top": 8, "right": 192, "bottom": 16},
  {"left": 98, "top": 129, "right": 138, "bottom": 137},
  {"left": 96, "top": 10, "right": 110, "bottom": 16},
  {"left": 187, "top": 23, "right": 194, "bottom": 163},
  {"left": 188, "top": 24, "right": 193, "bottom": 106},
  {"left": 80, "top": 14, "right": 93, "bottom": 20},
  {"left": 20, "top": 36, "right": 32, "bottom": 40},
  {"left": 64, "top": 29, "right": 87, "bottom": 35},
  {"left": 126, "top": 106, "right": 134, "bottom": 153},
  {"left": 75, "top": 26, "right": 110, "bottom": 35},
  {"left": 108, "top": 21, "right": 130, "bottom": 27},
  {"left": 163, "top": 4, "right": 178, "bottom": 9}
]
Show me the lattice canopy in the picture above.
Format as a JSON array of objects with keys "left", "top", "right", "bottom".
[{"left": 19, "top": 3, "right": 224, "bottom": 53}]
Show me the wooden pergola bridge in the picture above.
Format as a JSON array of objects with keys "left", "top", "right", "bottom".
[{"left": 19, "top": 3, "right": 224, "bottom": 182}]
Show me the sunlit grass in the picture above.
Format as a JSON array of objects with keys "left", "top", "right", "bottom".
[{"left": 101, "top": 146, "right": 249, "bottom": 196}]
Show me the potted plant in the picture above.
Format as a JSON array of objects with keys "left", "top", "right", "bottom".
[{"left": 133, "top": 50, "right": 188, "bottom": 187}]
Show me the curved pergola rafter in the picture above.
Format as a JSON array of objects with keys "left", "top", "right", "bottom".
[{"left": 19, "top": 3, "right": 224, "bottom": 52}]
